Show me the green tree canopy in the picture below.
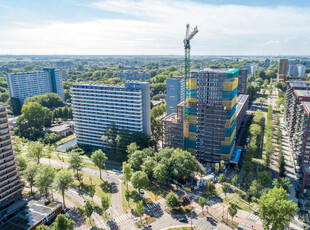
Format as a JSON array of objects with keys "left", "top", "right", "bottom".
[
  {"left": 165, "top": 192, "right": 180, "bottom": 209},
  {"left": 35, "top": 165, "right": 55, "bottom": 198},
  {"left": 27, "top": 141, "right": 45, "bottom": 164},
  {"left": 131, "top": 171, "right": 149, "bottom": 194},
  {"left": 53, "top": 171, "right": 74, "bottom": 207},
  {"left": 24, "top": 93, "right": 65, "bottom": 109},
  {"left": 91, "top": 149, "right": 108, "bottom": 179},
  {"left": 23, "top": 163, "right": 38, "bottom": 195},
  {"left": 53, "top": 214, "right": 74, "bottom": 230},
  {"left": 258, "top": 186, "right": 297, "bottom": 229}
]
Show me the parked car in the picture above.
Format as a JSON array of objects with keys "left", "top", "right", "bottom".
[{"left": 179, "top": 218, "right": 188, "bottom": 223}]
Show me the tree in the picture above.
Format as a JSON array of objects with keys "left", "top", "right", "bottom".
[
  {"left": 53, "top": 171, "right": 74, "bottom": 207},
  {"left": 45, "top": 144, "right": 56, "bottom": 164},
  {"left": 21, "top": 102, "right": 48, "bottom": 129},
  {"left": 122, "top": 162, "right": 133, "bottom": 190},
  {"left": 231, "top": 175, "right": 238, "bottom": 187},
  {"left": 35, "top": 165, "right": 55, "bottom": 198},
  {"left": 101, "top": 196, "right": 110, "bottom": 217},
  {"left": 27, "top": 141, "right": 45, "bottom": 164},
  {"left": 198, "top": 196, "right": 206, "bottom": 213},
  {"left": 53, "top": 214, "right": 74, "bottom": 230},
  {"left": 24, "top": 93, "right": 65, "bottom": 109},
  {"left": 258, "top": 171, "right": 271, "bottom": 187},
  {"left": 68, "top": 150, "right": 83, "bottom": 183},
  {"left": 84, "top": 201, "right": 94, "bottom": 225},
  {"left": 165, "top": 192, "right": 179, "bottom": 209},
  {"left": 23, "top": 163, "right": 38, "bottom": 195},
  {"left": 228, "top": 203, "right": 238, "bottom": 221},
  {"left": 218, "top": 174, "right": 226, "bottom": 183},
  {"left": 258, "top": 187, "right": 297, "bottom": 229},
  {"left": 206, "top": 181, "right": 216, "bottom": 198},
  {"left": 141, "top": 156, "right": 156, "bottom": 177},
  {"left": 91, "top": 149, "right": 108, "bottom": 179},
  {"left": 222, "top": 183, "right": 230, "bottom": 196},
  {"left": 131, "top": 171, "right": 149, "bottom": 194},
  {"left": 249, "top": 180, "right": 263, "bottom": 199},
  {"left": 272, "top": 177, "right": 292, "bottom": 193},
  {"left": 135, "top": 200, "right": 144, "bottom": 221},
  {"left": 88, "top": 185, "right": 96, "bottom": 201},
  {"left": 249, "top": 124, "right": 262, "bottom": 137},
  {"left": 247, "top": 84, "right": 258, "bottom": 101},
  {"left": 127, "top": 142, "right": 138, "bottom": 156}
]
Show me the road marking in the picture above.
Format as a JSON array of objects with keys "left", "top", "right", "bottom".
[{"left": 115, "top": 213, "right": 130, "bottom": 223}]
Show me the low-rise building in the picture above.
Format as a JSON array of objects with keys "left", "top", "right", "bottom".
[
  {"left": 236, "top": 94, "right": 249, "bottom": 133},
  {"left": 162, "top": 102, "right": 184, "bottom": 149},
  {"left": 46, "top": 123, "right": 73, "bottom": 137}
]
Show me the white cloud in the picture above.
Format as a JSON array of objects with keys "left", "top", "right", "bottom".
[{"left": 1, "top": 0, "right": 310, "bottom": 55}]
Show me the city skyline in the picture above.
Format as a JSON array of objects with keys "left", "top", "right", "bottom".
[{"left": 1, "top": 0, "right": 310, "bottom": 55}]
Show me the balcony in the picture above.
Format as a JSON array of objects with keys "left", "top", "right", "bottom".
[
  {"left": 0, "top": 168, "right": 16, "bottom": 180},
  {"left": 0, "top": 184, "right": 23, "bottom": 202},
  {"left": 0, "top": 177, "right": 19, "bottom": 188}
]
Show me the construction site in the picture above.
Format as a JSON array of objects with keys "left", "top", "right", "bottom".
[{"left": 162, "top": 24, "right": 249, "bottom": 166}]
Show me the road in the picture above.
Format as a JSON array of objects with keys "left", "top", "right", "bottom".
[{"left": 40, "top": 158, "right": 134, "bottom": 229}]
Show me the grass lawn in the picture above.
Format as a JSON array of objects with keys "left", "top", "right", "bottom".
[
  {"left": 136, "top": 216, "right": 156, "bottom": 228},
  {"left": 222, "top": 192, "right": 257, "bottom": 213},
  {"left": 216, "top": 186, "right": 223, "bottom": 195},
  {"left": 224, "top": 218, "right": 238, "bottom": 228},
  {"left": 121, "top": 183, "right": 142, "bottom": 212},
  {"left": 79, "top": 175, "right": 112, "bottom": 200}
]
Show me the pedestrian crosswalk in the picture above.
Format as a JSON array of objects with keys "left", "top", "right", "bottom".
[
  {"left": 247, "top": 212, "right": 259, "bottom": 221},
  {"left": 96, "top": 220, "right": 107, "bottom": 229},
  {"left": 146, "top": 203, "right": 157, "bottom": 209},
  {"left": 114, "top": 213, "right": 130, "bottom": 224}
]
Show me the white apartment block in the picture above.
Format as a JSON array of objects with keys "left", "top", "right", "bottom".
[
  {"left": 7, "top": 68, "right": 64, "bottom": 103},
  {"left": 71, "top": 82, "right": 151, "bottom": 147}
]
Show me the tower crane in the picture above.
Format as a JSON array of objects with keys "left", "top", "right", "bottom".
[{"left": 183, "top": 24, "right": 198, "bottom": 150}]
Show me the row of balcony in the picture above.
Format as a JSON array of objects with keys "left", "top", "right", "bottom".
[{"left": 0, "top": 184, "right": 23, "bottom": 202}]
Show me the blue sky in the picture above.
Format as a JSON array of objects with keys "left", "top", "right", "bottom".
[{"left": 0, "top": 0, "right": 310, "bottom": 55}]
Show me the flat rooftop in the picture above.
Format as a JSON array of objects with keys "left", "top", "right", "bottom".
[
  {"left": 0, "top": 200, "right": 63, "bottom": 230},
  {"left": 162, "top": 113, "right": 178, "bottom": 123},
  {"left": 290, "top": 82, "right": 310, "bottom": 89},
  {"left": 236, "top": 94, "right": 249, "bottom": 116},
  {"left": 294, "top": 90, "right": 310, "bottom": 98},
  {"left": 302, "top": 101, "right": 310, "bottom": 115}
]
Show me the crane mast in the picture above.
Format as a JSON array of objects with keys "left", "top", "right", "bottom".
[{"left": 183, "top": 24, "right": 198, "bottom": 152}]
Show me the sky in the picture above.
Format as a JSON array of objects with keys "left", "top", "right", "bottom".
[{"left": 0, "top": 0, "right": 310, "bottom": 55}]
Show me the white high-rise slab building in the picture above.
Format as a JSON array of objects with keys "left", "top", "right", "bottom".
[
  {"left": 6, "top": 68, "right": 64, "bottom": 103},
  {"left": 71, "top": 82, "right": 151, "bottom": 147}
]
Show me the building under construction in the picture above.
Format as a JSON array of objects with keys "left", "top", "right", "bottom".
[{"left": 163, "top": 67, "right": 240, "bottom": 164}]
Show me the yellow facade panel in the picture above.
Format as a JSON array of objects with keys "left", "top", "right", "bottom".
[
  {"left": 188, "top": 132, "right": 196, "bottom": 140},
  {"left": 188, "top": 115, "right": 197, "bottom": 124},
  {"left": 187, "top": 98, "right": 197, "bottom": 103}
]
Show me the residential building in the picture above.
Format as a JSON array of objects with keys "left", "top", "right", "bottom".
[
  {"left": 288, "top": 64, "right": 298, "bottom": 76},
  {"left": 0, "top": 105, "right": 23, "bottom": 212},
  {"left": 277, "top": 59, "right": 288, "bottom": 82},
  {"left": 236, "top": 94, "right": 249, "bottom": 133},
  {"left": 182, "top": 68, "right": 239, "bottom": 163},
  {"left": 237, "top": 69, "right": 247, "bottom": 95},
  {"left": 265, "top": 59, "right": 270, "bottom": 67},
  {"left": 6, "top": 68, "right": 64, "bottom": 103},
  {"left": 166, "top": 76, "right": 185, "bottom": 115},
  {"left": 162, "top": 68, "right": 247, "bottom": 165},
  {"left": 71, "top": 82, "right": 151, "bottom": 147},
  {"left": 162, "top": 102, "right": 184, "bottom": 149},
  {"left": 116, "top": 71, "right": 150, "bottom": 81},
  {"left": 250, "top": 63, "right": 259, "bottom": 76},
  {"left": 297, "top": 64, "right": 306, "bottom": 78},
  {"left": 0, "top": 200, "right": 63, "bottom": 229}
]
